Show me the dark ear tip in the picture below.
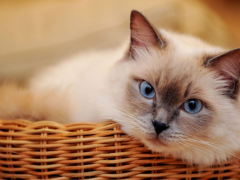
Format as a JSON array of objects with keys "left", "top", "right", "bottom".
[
  {"left": 130, "top": 10, "right": 143, "bottom": 20},
  {"left": 131, "top": 10, "right": 140, "bottom": 16},
  {"left": 204, "top": 47, "right": 240, "bottom": 67}
]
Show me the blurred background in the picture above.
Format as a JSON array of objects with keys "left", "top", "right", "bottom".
[{"left": 0, "top": 0, "right": 240, "bottom": 81}]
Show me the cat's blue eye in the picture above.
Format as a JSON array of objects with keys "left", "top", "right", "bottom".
[
  {"left": 139, "top": 81, "right": 155, "bottom": 99},
  {"left": 183, "top": 99, "right": 202, "bottom": 114}
]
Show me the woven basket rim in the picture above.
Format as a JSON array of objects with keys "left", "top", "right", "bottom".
[{"left": 1, "top": 119, "right": 239, "bottom": 179}]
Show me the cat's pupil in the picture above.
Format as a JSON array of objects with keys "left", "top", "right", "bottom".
[
  {"left": 145, "top": 85, "right": 153, "bottom": 94},
  {"left": 188, "top": 100, "right": 196, "bottom": 110},
  {"left": 183, "top": 99, "right": 202, "bottom": 114},
  {"left": 139, "top": 81, "right": 155, "bottom": 99}
]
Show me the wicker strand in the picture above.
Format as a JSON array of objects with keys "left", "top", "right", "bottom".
[{"left": 0, "top": 119, "right": 239, "bottom": 179}]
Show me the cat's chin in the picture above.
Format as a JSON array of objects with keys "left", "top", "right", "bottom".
[
  {"left": 140, "top": 136, "right": 173, "bottom": 152},
  {"left": 140, "top": 136, "right": 187, "bottom": 159}
]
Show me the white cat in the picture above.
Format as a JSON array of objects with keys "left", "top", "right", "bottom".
[{"left": 1, "top": 10, "right": 240, "bottom": 167}]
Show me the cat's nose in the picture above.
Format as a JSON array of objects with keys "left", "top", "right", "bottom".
[{"left": 152, "top": 120, "right": 169, "bottom": 135}]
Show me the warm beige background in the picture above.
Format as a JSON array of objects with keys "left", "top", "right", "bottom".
[{"left": 0, "top": 0, "right": 239, "bottom": 81}]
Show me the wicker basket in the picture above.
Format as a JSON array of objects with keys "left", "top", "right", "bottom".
[{"left": 0, "top": 119, "right": 239, "bottom": 180}]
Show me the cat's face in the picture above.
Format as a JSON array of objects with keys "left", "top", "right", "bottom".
[{"left": 102, "top": 11, "right": 240, "bottom": 166}]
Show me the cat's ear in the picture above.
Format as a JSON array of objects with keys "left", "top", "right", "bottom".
[
  {"left": 129, "top": 10, "right": 165, "bottom": 59},
  {"left": 204, "top": 48, "right": 240, "bottom": 98}
]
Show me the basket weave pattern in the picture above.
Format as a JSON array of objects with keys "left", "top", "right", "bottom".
[{"left": 0, "top": 119, "right": 239, "bottom": 180}]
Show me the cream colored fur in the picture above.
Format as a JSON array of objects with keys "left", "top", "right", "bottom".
[{"left": 1, "top": 11, "right": 240, "bottom": 167}]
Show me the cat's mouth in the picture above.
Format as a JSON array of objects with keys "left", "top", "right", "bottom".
[{"left": 148, "top": 137, "right": 169, "bottom": 147}]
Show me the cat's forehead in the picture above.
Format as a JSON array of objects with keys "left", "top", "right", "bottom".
[{"left": 156, "top": 67, "right": 194, "bottom": 106}]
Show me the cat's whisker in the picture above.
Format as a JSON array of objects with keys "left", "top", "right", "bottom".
[
  {"left": 174, "top": 135, "right": 217, "bottom": 155},
  {"left": 97, "top": 99, "right": 145, "bottom": 125},
  {"left": 175, "top": 143, "right": 190, "bottom": 162},
  {"left": 93, "top": 114, "right": 138, "bottom": 128},
  {"left": 94, "top": 109, "right": 153, "bottom": 139},
  {"left": 176, "top": 142, "right": 199, "bottom": 164},
  {"left": 191, "top": 140, "right": 240, "bottom": 166},
  {"left": 97, "top": 99, "right": 150, "bottom": 130},
  {"left": 94, "top": 111, "right": 150, "bottom": 134},
  {"left": 185, "top": 136, "right": 235, "bottom": 154},
  {"left": 94, "top": 107, "right": 136, "bottom": 123},
  {"left": 193, "top": 140, "right": 240, "bottom": 161},
  {"left": 178, "top": 141, "right": 215, "bottom": 156},
  {"left": 180, "top": 135, "right": 240, "bottom": 165}
]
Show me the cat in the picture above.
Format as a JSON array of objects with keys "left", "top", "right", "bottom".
[{"left": 1, "top": 10, "right": 240, "bottom": 167}]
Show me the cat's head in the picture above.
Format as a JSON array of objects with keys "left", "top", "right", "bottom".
[{"left": 101, "top": 10, "right": 240, "bottom": 166}]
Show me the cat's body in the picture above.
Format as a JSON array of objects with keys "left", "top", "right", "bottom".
[
  {"left": 28, "top": 44, "right": 125, "bottom": 124},
  {"left": 1, "top": 11, "right": 240, "bottom": 167}
]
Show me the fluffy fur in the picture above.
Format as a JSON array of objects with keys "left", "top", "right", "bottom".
[{"left": 1, "top": 10, "right": 240, "bottom": 167}]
